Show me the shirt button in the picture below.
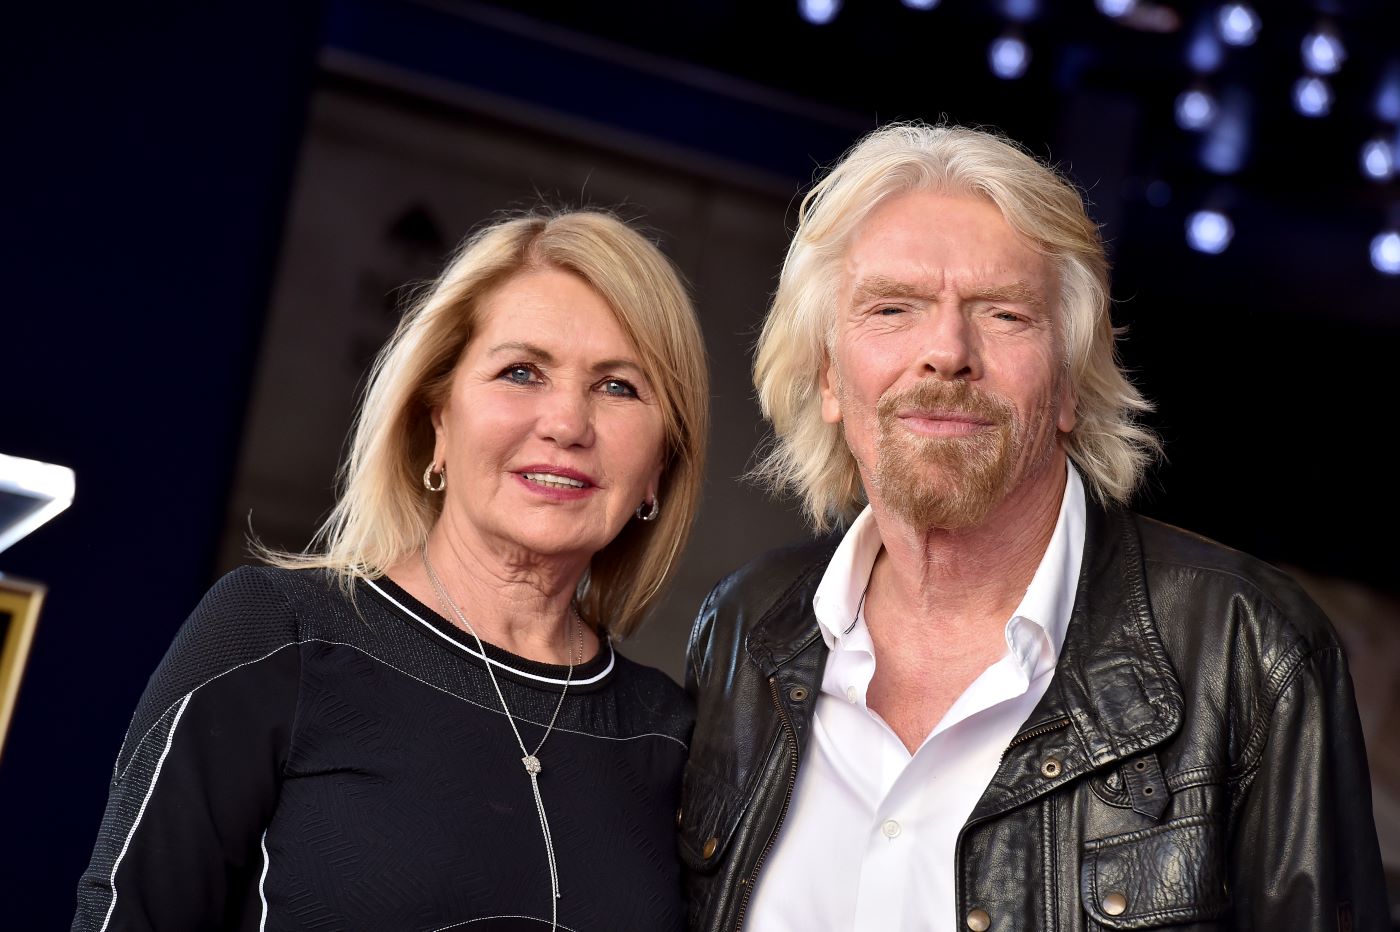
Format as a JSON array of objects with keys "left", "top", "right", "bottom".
[
  {"left": 881, "top": 819, "right": 901, "bottom": 839},
  {"left": 966, "top": 908, "right": 991, "bottom": 931},
  {"left": 846, "top": 685, "right": 858, "bottom": 703}
]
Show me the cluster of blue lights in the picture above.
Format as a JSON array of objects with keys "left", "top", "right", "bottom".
[{"left": 794, "top": 1, "right": 1398, "bottom": 274}]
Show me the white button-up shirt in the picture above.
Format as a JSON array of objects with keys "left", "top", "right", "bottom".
[{"left": 746, "top": 466, "right": 1086, "bottom": 932}]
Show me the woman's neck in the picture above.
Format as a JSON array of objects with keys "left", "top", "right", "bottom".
[{"left": 386, "top": 520, "right": 598, "bottom": 664}]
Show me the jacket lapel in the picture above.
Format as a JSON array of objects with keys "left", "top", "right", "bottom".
[{"left": 970, "top": 504, "right": 1185, "bottom": 822}]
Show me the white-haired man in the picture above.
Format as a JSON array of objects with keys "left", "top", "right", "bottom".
[{"left": 681, "top": 124, "right": 1387, "bottom": 931}]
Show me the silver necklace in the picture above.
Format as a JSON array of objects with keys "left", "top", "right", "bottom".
[{"left": 421, "top": 549, "right": 581, "bottom": 931}]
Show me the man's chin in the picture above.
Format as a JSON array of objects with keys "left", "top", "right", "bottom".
[{"left": 872, "top": 469, "right": 1005, "bottom": 530}]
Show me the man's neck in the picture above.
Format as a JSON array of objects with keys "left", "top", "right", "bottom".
[
  {"left": 860, "top": 454, "right": 1069, "bottom": 752},
  {"left": 869, "top": 454, "right": 1068, "bottom": 625}
]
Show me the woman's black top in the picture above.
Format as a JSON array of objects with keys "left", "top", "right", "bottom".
[{"left": 73, "top": 566, "right": 693, "bottom": 931}]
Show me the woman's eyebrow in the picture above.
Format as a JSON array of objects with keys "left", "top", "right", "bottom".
[{"left": 485, "top": 341, "right": 556, "bottom": 363}]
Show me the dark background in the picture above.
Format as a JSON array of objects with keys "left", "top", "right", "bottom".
[{"left": 5, "top": 0, "right": 1398, "bottom": 922}]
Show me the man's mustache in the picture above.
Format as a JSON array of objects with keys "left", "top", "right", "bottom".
[{"left": 875, "top": 380, "right": 1013, "bottom": 429}]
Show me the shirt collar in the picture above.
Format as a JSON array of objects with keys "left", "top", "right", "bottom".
[
  {"left": 812, "top": 504, "right": 884, "bottom": 651},
  {"left": 811, "top": 463, "right": 1087, "bottom": 678},
  {"left": 1007, "top": 464, "right": 1085, "bottom": 679}
]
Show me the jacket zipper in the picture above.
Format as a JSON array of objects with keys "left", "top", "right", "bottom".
[
  {"left": 732, "top": 675, "right": 802, "bottom": 931},
  {"left": 1005, "top": 715, "right": 1071, "bottom": 750}
]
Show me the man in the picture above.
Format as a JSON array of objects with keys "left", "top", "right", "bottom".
[{"left": 682, "top": 123, "right": 1388, "bottom": 931}]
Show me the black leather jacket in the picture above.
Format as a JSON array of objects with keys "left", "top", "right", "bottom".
[{"left": 682, "top": 503, "right": 1389, "bottom": 931}]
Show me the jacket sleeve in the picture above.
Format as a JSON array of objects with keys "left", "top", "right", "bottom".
[
  {"left": 72, "top": 567, "right": 302, "bottom": 931},
  {"left": 1228, "top": 641, "right": 1390, "bottom": 930}
]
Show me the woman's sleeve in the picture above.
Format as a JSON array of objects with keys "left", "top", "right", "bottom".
[{"left": 72, "top": 566, "right": 303, "bottom": 931}]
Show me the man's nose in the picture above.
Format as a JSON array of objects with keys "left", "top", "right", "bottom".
[{"left": 915, "top": 310, "right": 980, "bottom": 380}]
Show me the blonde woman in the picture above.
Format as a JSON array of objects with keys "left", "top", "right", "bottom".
[{"left": 74, "top": 210, "right": 709, "bottom": 931}]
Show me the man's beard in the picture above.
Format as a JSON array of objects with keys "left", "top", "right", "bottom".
[{"left": 865, "top": 379, "right": 1055, "bottom": 530}]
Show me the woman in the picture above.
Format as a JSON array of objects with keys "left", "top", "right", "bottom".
[{"left": 73, "top": 210, "right": 710, "bottom": 931}]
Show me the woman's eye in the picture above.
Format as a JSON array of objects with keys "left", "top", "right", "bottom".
[
  {"left": 501, "top": 365, "right": 538, "bottom": 385},
  {"left": 600, "top": 378, "right": 638, "bottom": 398}
]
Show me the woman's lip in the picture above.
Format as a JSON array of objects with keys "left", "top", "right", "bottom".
[
  {"left": 514, "top": 464, "right": 597, "bottom": 486},
  {"left": 512, "top": 472, "right": 598, "bottom": 500}
]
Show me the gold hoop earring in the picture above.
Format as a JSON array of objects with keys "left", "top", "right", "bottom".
[{"left": 423, "top": 462, "right": 446, "bottom": 493}]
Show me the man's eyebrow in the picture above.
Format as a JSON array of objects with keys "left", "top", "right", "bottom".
[
  {"left": 850, "top": 275, "right": 936, "bottom": 305},
  {"left": 969, "top": 281, "right": 1047, "bottom": 307},
  {"left": 850, "top": 276, "right": 1047, "bottom": 308},
  {"left": 485, "top": 341, "right": 556, "bottom": 363}
]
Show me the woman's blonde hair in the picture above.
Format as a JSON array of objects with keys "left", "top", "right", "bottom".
[
  {"left": 267, "top": 209, "right": 709, "bottom": 637},
  {"left": 753, "top": 122, "right": 1160, "bottom": 531}
]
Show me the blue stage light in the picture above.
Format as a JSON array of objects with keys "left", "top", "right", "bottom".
[
  {"left": 1375, "top": 65, "right": 1400, "bottom": 123},
  {"left": 1176, "top": 89, "right": 1217, "bottom": 131},
  {"left": 1096, "top": 0, "right": 1137, "bottom": 17},
  {"left": 1201, "top": 95, "right": 1249, "bottom": 175},
  {"left": 901, "top": 0, "right": 941, "bottom": 9},
  {"left": 1361, "top": 139, "right": 1396, "bottom": 182},
  {"left": 1372, "top": 231, "right": 1400, "bottom": 275},
  {"left": 1188, "top": 23, "right": 1224, "bottom": 73},
  {"left": 1187, "top": 210, "right": 1234, "bottom": 254},
  {"left": 1000, "top": 0, "right": 1039, "bottom": 21},
  {"left": 1293, "top": 76, "right": 1332, "bottom": 118},
  {"left": 1301, "top": 30, "right": 1345, "bottom": 75},
  {"left": 798, "top": 0, "right": 841, "bottom": 25},
  {"left": 1217, "top": 4, "right": 1260, "bottom": 47},
  {"left": 989, "top": 35, "right": 1030, "bottom": 80}
]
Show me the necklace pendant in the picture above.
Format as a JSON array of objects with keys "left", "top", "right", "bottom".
[{"left": 522, "top": 755, "right": 542, "bottom": 775}]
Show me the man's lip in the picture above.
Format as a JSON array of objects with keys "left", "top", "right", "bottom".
[
  {"left": 514, "top": 464, "right": 597, "bottom": 486},
  {"left": 896, "top": 409, "right": 994, "bottom": 426}
]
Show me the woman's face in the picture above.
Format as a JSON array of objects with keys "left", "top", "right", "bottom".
[{"left": 431, "top": 268, "right": 666, "bottom": 565}]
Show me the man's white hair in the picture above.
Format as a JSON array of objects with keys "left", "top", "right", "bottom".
[{"left": 752, "top": 122, "right": 1160, "bottom": 530}]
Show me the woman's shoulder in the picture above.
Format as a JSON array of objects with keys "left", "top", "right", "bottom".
[
  {"left": 607, "top": 651, "right": 695, "bottom": 744},
  {"left": 166, "top": 565, "right": 360, "bottom": 666},
  {"left": 198, "top": 564, "right": 355, "bottom": 623}
]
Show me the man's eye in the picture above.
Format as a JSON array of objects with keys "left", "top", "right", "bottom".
[
  {"left": 600, "top": 378, "right": 638, "bottom": 398},
  {"left": 992, "top": 310, "right": 1024, "bottom": 323},
  {"left": 876, "top": 305, "right": 905, "bottom": 316}
]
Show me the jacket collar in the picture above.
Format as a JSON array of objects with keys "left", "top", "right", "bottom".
[
  {"left": 968, "top": 501, "right": 1185, "bottom": 821},
  {"left": 1045, "top": 501, "right": 1184, "bottom": 764}
]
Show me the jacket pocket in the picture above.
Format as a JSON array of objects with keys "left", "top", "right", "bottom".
[
  {"left": 677, "top": 763, "right": 745, "bottom": 874},
  {"left": 1080, "top": 814, "right": 1231, "bottom": 929}
]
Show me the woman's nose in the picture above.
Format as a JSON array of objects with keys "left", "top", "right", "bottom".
[{"left": 537, "top": 387, "right": 595, "bottom": 447}]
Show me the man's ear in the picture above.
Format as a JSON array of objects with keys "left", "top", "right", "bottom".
[
  {"left": 819, "top": 354, "right": 843, "bottom": 425},
  {"left": 1056, "top": 377, "right": 1078, "bottom": 434}
]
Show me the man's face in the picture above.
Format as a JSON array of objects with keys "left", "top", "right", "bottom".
[{"left": 820, "top": 189, "right": 1076, "bottom": 529}]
